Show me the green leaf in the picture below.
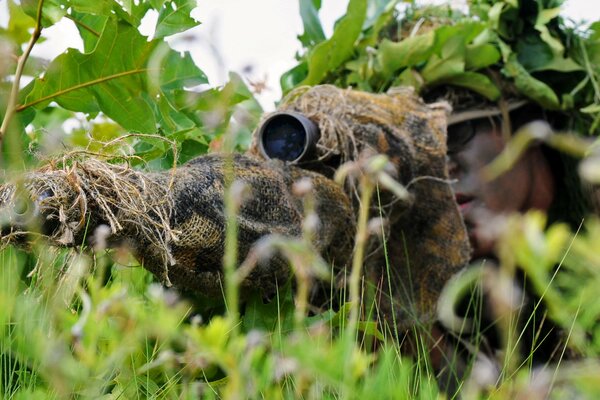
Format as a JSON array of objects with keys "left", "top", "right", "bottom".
[
  {"left": 492, "top": 3, "right": 522, "bottom": 41},
  {"left": 516, "top": 34, "right": 554, "bottom": 71},
  {"left": 69, "top": 0, "right": 113, "bottom": 16},
  {"left": 149, "top": 0, "right": 167, "bottom": 9},
  {"left": 530, "top": 57, "right": 584, "bottom": 73},
  {"left": 298, "top": 0, "right": 326, "bottom": 47},
  {"left": 581, "top": 104, "right": 600, "bottom": 114},
  {"left": 112, "top": 0, "right": 152, "bottom": 28},
  {"left": 537, "top": 6, "right": 562, "bottom": 25},
  {"left": 417, "top": 22, "right": 487, "bottom": 84},
  {"left": 421, "top": 55, "right": 465, "bottom": 84},
  {"left": 393, "top": 68, "right": 424, "bottom": 92},
  {"left": 437, "top": 72, "right": 501, "bottom": 100},
  {"left": 20, "top": 17, "right": 207, "bottom": 134},
  {"left": 487, "top": 2, "right": 505, "bottom": 31},
  {"left": 242, "top": 281, "right": 295, "bottom": 333},
  {"left": 280, "top": 62, "right": 308, "bottom": 94},
  {"left": 363, "top": 0, "right": 400, "bottom": 47},
  {"left": 21, "top": 0, "right": 65, "bottom": 28},
  {"left": 363, "top": 0, "right": 398, "bottom": 31},
  {"left": 497, "top": 37, "right": 512, "bottom": 63},
  {"left": 154, "top": 0, "right": 199, "bottom": 39},
  {"left": 586, "top": 22, "right": 600, "bottom": 66},
  {"left": 534, "top": 7, "right": 564, "bottom": 56},
  {"left": 377, "top": 33, "right": 434, "bottom": 76},
  {"left": 174, "top": 135, "right": 208, "bottom": 163},
  {"left": 438, "top": 32, "right": 467, "bottom": 59},
  {"left": 502, "top": 55, "right": 560, "bottom": 109},
  {"left": 152, "top": 93, "right": 197, "bottom": 133},
  {"left": 465, "top": 43, "right": 501, "bottom": 70},
  {"left": 21, "top": 19, "right": 156, "bottom": 131},
  {"left": 157, "top": 50, "right": 208, "bottom": 91},
  {"left": 67, "top": 120, "right": 127, "bottom": 153},
  {"left": 300, "top": 0, "right": 367, "bottom": 86},
  {"left": 69, "top": 12, "right": 107, "bottom": 52},
  {"left": 6, "top": 0, "right": 37, "bottom": 45}
]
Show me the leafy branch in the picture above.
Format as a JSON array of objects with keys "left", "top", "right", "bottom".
[
  {"left": 16, "top": 69, "right": 150, "bottom": 112},
  {"left": 0, "top": 0, "right": 44, "bottom": 142}
]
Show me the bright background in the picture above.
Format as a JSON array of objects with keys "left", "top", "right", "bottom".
[{"left": 1, "top": 0, "right": 599, "bottom": 110}]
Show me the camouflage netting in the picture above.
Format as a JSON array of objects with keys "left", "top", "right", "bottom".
[{"left": 0, "top": 85, "right": 470, "bottom": 330}]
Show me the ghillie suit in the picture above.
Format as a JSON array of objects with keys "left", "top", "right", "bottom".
[
  {"left": 278, "top": 0, "right": 600, "bottom": 392},
  {"left": 0, "top": 154, "right": 355, "bottom": 298},
  {"left": 253, "top": 85, "right": 471, "bottom": 328},
  {"left": 0, "top": 86, "right": 470, "bottom": 333}
]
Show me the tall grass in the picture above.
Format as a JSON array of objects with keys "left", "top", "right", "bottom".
[
  {"left": 3, "top": 171, "right": 600, "bottom": 399},
  {"left": 1, "top": 116, "right": 599, "bottom": 399},
  {"left": 0, "top": 153, "right": 440, "bottom": 398}
]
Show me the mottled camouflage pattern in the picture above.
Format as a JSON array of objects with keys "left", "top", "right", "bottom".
[
  {"left": 251, "top": 85, "right": 471, "bottom": 329},
  {"left": 142, "top": 154, "right": 355, "bottom": 298},
  {"left": 0, "top": 153, "right": 355, "bottom": 299},
  {"left": 0, "top": 85, "right": 470, "bottom": 331}
]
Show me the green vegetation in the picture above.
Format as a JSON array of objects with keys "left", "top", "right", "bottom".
[
  {"left": 1, "top": 0, "right": 600, "bottom": 398},
  {"left": 285, "top": 0, "right": 600, "bottom": 135}
]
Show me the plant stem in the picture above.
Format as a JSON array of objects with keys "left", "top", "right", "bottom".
[
  {"left": 224, "top": 165, "right": 240, "bottom": 331},
  {"left": 343, "top": 175, "right": 374, "bottom": 389},
  {"left": 0, "top": 0, "right": 45, "bottom": 142},
  {"left": 222, "top": 123, "right": 242, "bottom": 335},
  {"left": 347, "top": 177, "right": 374, "bottom": 335}
]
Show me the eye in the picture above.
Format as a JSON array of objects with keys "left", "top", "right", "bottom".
[{"left": 447, "top": 120, "right": 475, "bottom": 154}]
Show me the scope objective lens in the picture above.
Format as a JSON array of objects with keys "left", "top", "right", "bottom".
[{"left": 261, "top": 116, "right": 308, "bottom": 162}]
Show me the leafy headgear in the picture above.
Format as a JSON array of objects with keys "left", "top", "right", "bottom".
[{"left": 283, "top": 0, "right": 600, "bottom": 135}]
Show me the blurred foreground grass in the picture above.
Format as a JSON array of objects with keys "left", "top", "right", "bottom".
[
  {"left": 0, "top": 244, "right": 438, "bottom": 399},
  {"left": 2, "top": 213, "right": 600, "bottom": 398}
]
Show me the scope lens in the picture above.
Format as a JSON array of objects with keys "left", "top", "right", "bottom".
[{"left": 261, "top": 115, "right": 307, "bottom": 162}]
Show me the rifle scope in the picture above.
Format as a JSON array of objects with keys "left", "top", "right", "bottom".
[{"left": 257, "top": 111, "right": 320, "bottom": 163}]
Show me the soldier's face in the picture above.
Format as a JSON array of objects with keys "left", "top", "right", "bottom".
[{"left": 446, "top": 117, "right": 553, "bottom": 258}]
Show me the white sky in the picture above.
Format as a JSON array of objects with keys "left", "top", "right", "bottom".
[{"left": 1, "top": 0, "right": 599, "bottom": 110}]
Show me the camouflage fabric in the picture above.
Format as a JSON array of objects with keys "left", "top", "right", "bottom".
[
  {"left": 253, "top": 85, "right": 471, "bottom": 328},
  {"left": 148, "top": 154, "right": 356, "bottom": 298},
  {"left": 0, "top": 85, "right": 470, "bottom": 331}
]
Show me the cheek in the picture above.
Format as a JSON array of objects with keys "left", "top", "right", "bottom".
[{"left": 479, "top": 159, "right": 531, "bottom": 212}]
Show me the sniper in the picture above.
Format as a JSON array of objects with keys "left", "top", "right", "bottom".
[{"left": 1, "top": 0, "right": 599, "bottom": 396}]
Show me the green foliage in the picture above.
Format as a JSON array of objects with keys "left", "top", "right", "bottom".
[
  {"left": 21, "top": 18, "right": 204, "bottom": 133},
  {"left": 1, "top": 0, "right": 262, "bottom": 169},
  {"left": 502, "top": 54, "right": 560, "bottom": 109},
  {"left": 0, "top": 246, "right": 439, "bottom": 398},
  {"left": 284, "top": 0, "right": 600, "bottom": 135},
  {"left": 299, "top": 0, "right": 367, "bottom": 86},
  {"left": 0, "top": 1, "right": 442, "bottom": 398},
  {"left": 3, "top": 0, "right": 37, "bottom": 46},
  {"left": 503, "top": 214, "right": 600, "bottom": 355},
  {"left": 298, "top": 0, "right": 326, "bottom": 48},
  {"left": 2, "top": 0, "right": 600, "bottom": 398},
  {"left": 154, "top": 0, "right": 199, "bottom": 39}
]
